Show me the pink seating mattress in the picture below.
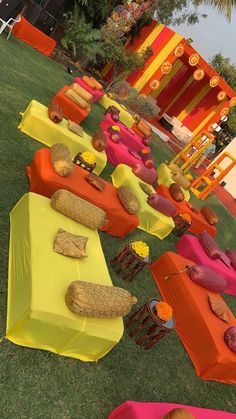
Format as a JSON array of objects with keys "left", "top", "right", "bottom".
[
  {"left": 74, "top": 78, "right": 104, "bottom": 102},
  {"left": 176, "top": 234, "right": 236, "bottom": 296},
  {"left": 103, "top": 131, "right": 156, "bottom": 177},
  {"left": 108, "top": 401, "right": 236, "bottom": 419},
  {"left": 100, "top": 113, "right": 150, "bottom": 153}
]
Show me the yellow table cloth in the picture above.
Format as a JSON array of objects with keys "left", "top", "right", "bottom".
[
  {"left": 157, "top": 163, "right": 190, "bottom": 201},
  {"left": 6, "top": 193, "right": 123, "bottom": 361},
  {"left": 111, "top": 164, "right": 175, "bottom": 240},
  {"left": 18, "top": 100, "right": 107, "bottom": 175},
  {"left": 99, "top": 95, "right": 135, "bottom": 128}
]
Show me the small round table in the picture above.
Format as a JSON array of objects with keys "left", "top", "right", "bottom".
[
  {"left": 172, "top": 213, "right": 192, "bottom": 237},
  {"left": 126, "top": 298, "right": 175, "bottom": 350},
  {"left": 110, "top": 241, "right": 151, "bottom": 282}
]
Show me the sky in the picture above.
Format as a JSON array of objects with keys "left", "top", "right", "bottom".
[{"left": 170, "top": 5, "right": 236, "bottom": 64}]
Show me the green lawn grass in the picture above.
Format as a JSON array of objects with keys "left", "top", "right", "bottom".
[{"left": 0, "top": 35, "right": 236, "bottom": 419}]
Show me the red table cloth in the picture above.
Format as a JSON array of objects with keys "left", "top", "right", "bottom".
[
  {"left": 74, "top": 78, "right": 104, "bottom": 102},
  {"left": 156, "top": 184, "right": 217, "bottom": 236},
  {"left": 52, "top": 85, "right": 90, "bottom": 125},
  {"left": 26, "top": 148, "right": 138, "bottom": 238},
  {"left": 176, "top": 234, "right": 236, "bottom": 296},
  {"left": 100, "top": 113, "right": 149, "bottom": 153},
  {"left": 150, "top": 252, "right": 236, "bottom": 384},
  {"left": 12, "top": 17, "right": 56, "bottom": 56},
  {"left": 108, "top": 401, "right": 236, "bottom": 419}
]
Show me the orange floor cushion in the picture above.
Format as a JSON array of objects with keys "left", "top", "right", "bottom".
[
  {"left": 156, "top": 184, "right": 216, "bottom": 236},
  {"left": 26, "top": 148, "right": 139, "bottom": 238},
  {"left": 150, "top": 252, "right": 236, "bottom": 384},
  {"left": 52, "top": 85, "right": 90, "bottom": 125}
]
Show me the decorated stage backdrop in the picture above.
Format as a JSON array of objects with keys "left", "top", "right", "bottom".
[{"left": 102, "top": 20, "right": 236, "bottom": 138}]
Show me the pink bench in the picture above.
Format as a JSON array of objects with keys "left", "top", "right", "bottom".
[
  {"left": 100, "top": 113, "right": 149, "bottom": 153},
  {"left": 74, "top": 77, "right": 104, "bottom": 102},
  {"left": 176, "top": 234, "right": 236, "bottom": 296},
  {"left": 108, "top": 401, "right": 236, "bottom": 419}
]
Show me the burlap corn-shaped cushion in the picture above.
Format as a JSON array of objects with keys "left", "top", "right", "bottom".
[
  {"left": 68, "top": 120, "right": 83, "bottom": 137},
  {"left": 51, "top": 143, "right": 73, "bottom": 177},
  {"left": 64, "top": 88, "right": 89, "bottom": 110},
  {"left": 65, "top": 280, "right": 137, "bottom": 317},
  {"left": 51, "top": 189, "right": 107, "bottom": 230},
  {"left": 71, "top": 83, "right": 93, "bottom": 103},
  {"left": 53, "top": 228, "right": 88, "bottom": 258},
  {"left": 117, "top": 186, "right": 140, "bottom": 215},
  {"left": 139, "top": 182, "right": 153, "bottom": 196},
  {"left": 164, "top": 408, "right": 195, "bottom": 419},
  {"left": 171, "top": 172, "right": 191, "bottom": 190}
]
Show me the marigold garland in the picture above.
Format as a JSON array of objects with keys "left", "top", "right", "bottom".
[
  {"left": 131, "top": 241, "right": 149, "bottom": 259},
  {"left": 81, "top": 151, "right": 96, "bottom": 165},
  {"left": 156, "top": 302, "right": 173, "bottom": 321}
]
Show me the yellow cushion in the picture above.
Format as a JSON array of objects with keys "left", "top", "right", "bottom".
[{"left": 71, "top": 83, "right": 93, "bottom": 103}]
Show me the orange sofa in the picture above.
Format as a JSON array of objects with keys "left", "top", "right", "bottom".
[
  {"left": 52, "top": 85, "right": 90, "bottom": 125},
  {"left": 26, "top": 148, "right": 139, "bottom": 238},
  {"left": 156, "top": 184, "right": 216, "bottom": 236},
  {"left": 150, "top": 252, "right": 236, "bottom": 384}
]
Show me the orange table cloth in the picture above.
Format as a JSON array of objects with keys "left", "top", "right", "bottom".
[
  {"left": 12, "top": 17, "right": 57, "bottom": 56},
  {"left": 131, "top": 123, "right": 146, "bottom": 140},
  {"left": 26, "top": 148, "right": 138, "bottom": 238},
  {"left": 52, "top": 86, "right": 90, "bottom": 125},
  {"left": 156, "top": 184, "right": 216, "bottom": 236},
  {"left": 150, "top": 252, "right": 236, "bottom": 384}
]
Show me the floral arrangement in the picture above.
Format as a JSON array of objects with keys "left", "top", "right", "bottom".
[
  {"left": 111, "top": 125, "right": 121, "bottom": 131},
  {"left": 131, "top": 241, "right": 149, "bottom": 258},
  {"left": 80, "top": 151, "right": 96, "bottom": 165},
  {"left": 155, "top": 302, "right": 173, "bottom": 322},
  {"left": 182, "top": 213, "right": 192, "bottom": 223}
]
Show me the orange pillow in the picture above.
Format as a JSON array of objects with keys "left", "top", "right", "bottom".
[
  {"left": 137, "top": 120, "right": 152, "bottom": 137},
  {"left": 82, "top": 75, "right": 97, "bottom": 90},
  {"left": 90, "top": 77, "right": 103, "bottom": 91}
]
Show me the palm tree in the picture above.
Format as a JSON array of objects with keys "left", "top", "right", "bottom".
[{"left": 200, "top": 0, "right": 236, "bottom": 21}]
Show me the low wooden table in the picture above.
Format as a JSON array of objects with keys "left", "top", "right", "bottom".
[
  {"left": 126, "top": 298, "right": 175, "bottom": 349},
  {"left": 111, "top": 242, "right": 151, "bottom": 281}
]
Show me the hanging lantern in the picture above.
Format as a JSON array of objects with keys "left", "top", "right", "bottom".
[
  {"left": 149, "top": 79, "right": 160, "bottom": 91},
  {"left": 217, "top": 90, "right": 227, "bottom": 101},
  {"left": 220, "top": 107, "right": 230, "bottom": 117},
  {"left": 174, "top": 44, "right": 184, "bottom": 57},
  {"left": 193, "top": 69, "right": 205, "bottom": 80},
  {"left": 229, "top": 97, "right": 236, "bottom": 108},
  {"left": 209, "top": 76, "right": 219, "bottom": 87},
  {"left": 161, "top": 61, "right": 172, "bottom": 74},
  {"left": 189, "top": 54, "right": 199, "bottom": 66}
]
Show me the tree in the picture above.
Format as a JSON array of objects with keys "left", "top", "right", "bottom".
[
  {"left": 200, "top": 0, "right": 236, "bottom": 21},
  {"left": 210, "top": 53, "right": 236, "bottom": 136}
]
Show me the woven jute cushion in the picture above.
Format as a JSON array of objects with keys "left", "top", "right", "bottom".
[
  {"left": 117, "top": 186, "right": 140, "bottom": 215},
  {"left": 53, "top": 228, "right": 88, "bottom": 258},
  {"left": 208, "top": 294, "right": 230, "bottom": 323},
  {"left": 51, "top": 189, "right": 108, "bottom": 230},
  {"left": 171, "top": 172, "right": 191, "bottom": 190},
  {"left": 65, "top": 280, "right": 137, "bottom": 317},
  {"left": 139, "top": 182, "right": 153, "bottom": 196},
  {"left": 71, "top": 83, "right": 93, "bottom": 103},
  {"left": 51, "top": 143, "right": 73, "bottom": 177},
  {"left": 64, "top": 88, "right": 89, "bottom": 110},
  {"left": 68, "top": 120, "right": 83, "bottom": 137}
]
